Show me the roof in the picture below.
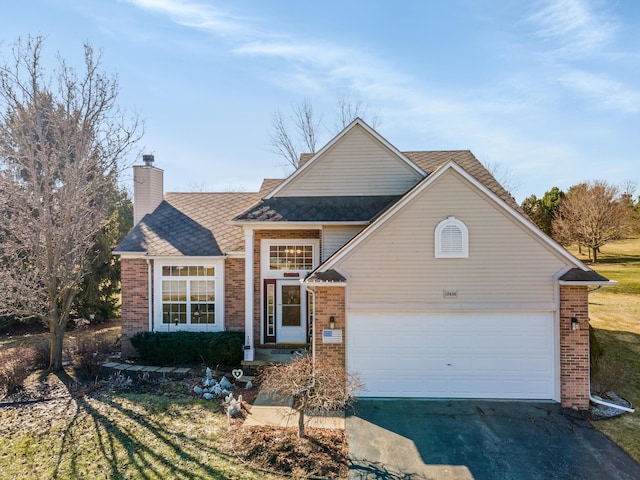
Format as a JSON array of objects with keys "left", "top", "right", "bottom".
[
  {"left": 232, "top": 195, "right": 400, "bottom": 222},
  {"left": 559, "top": 268, "right": 612, "bottom": 284},
  {"left": 305, "top": 269, "right": 347, "bottom": 284},
  {"left": 114, "top": 192, "right": 262, "bottom": 256}
]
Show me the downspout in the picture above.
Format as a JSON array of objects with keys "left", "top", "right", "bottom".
[
  {"left": 146, "top": 258, "right": 153, "bottom": 332},
  {"left": 587, "top": 287, "right": 634, "bottom": 413}
]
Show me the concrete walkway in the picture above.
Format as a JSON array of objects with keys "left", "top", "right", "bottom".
[{"left": 244, "top": 391, "right": 345, "bottom": 429}]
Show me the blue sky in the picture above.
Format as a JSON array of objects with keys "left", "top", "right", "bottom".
[{"left": 1, "top": 0, "right": 639, "bottom": 202}]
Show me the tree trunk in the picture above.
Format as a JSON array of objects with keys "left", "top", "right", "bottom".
[
  {"left": 297, "top": 408, "right": 306, "bottom": 438},
  {"left": 297, "top": 394, "right": 309, "bottom": 438},
  {"left": 50, "top": 324, "right": 66, "bottom": 371},
  {"left": 592, "top": 246, "right": 598, "bottom": 263}
]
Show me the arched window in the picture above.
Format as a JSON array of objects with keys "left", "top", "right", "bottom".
[{"left": 435, "top": 216, "right": 469, "bottom": 258}]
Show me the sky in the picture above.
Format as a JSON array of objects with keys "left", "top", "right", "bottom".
[{"left": 1, "top": 0, "right": 639, "bottom": 203}]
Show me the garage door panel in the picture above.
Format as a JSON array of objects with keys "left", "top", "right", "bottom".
[{"left": 347, "top": 312, "right": 556, "bottom": 400}]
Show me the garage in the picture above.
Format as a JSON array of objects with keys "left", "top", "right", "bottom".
[{"left": 347, "top": 311, "right": 557, "bottom": 400}]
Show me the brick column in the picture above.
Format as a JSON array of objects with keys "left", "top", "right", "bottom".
[
  {"left": 559, "top": 285, "right": 590, "bottom": 409},
  {"left": 224, "top": 257, "right": 245, "bottom": 332},
  {"left": 120, "top": 258, "right": 150, "bottom": 358},
  {"left": 312, "top": 286, "right": 346, "bottom": 367}
]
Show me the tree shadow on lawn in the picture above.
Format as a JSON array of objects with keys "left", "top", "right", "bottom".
[{"left": 50, "top": 371, "right": 238, "bottom": 480}]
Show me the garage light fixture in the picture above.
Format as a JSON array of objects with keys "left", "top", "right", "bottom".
[
  {"left": 571, "top": 317, "right": 579, "bottom": 331},
  {"left": 329, "top": 316, "right": 336, "bottom": 329}
]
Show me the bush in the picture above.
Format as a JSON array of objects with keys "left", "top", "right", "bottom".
[
  {"left": 32, "top": 339, "right": 51, "bottom": 370},
  {"left": 130, "top": 331, "right": 244, "bottom": 366},
  {"left": 0, "top": 348, "right": 35, "bottom": 394},
  {"left": 68, "top": 334, "right": 116, "bottom": 380}
]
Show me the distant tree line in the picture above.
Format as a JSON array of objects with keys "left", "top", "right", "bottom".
[{"left": 521, "top": 181, "right": 639, "bottom": 262}]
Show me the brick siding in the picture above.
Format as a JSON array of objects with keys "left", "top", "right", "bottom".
[
  {"left": 559, "top": 285, "right": 590, "bottom": 409},
  {"left": 224, "top": 257, "right": 245, "bottom": 332},
  {"left": 120, "top": 258, "right": 149, "bottom": 358},
  {"left": 312, "top": 286, "right": 346, "bottom": 366}
]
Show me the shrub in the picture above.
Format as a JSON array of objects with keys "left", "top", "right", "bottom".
[
  {"left": 0, "top": 348, "right": 35, "bottom": 394},
  {"left": 68, "top": 334, "right": 116, "bottom": 379},
  {"left": 130, "top": 331, "right": 244, "bottom": 366},
  {"left": 32, "top": 339, "right": 51, "bottom": 370}
]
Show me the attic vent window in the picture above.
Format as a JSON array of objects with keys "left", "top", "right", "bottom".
[{"left": 435, "top": 216, "right": 468, "bottom": 258}]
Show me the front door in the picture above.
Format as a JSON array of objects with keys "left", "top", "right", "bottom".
[{"left": 264, "top": 280, "right": 307, "bottom": 344}]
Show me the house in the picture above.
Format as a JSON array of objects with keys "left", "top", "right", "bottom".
[{"left": 114, "top": 118, "right": 614, "bottom": 409}]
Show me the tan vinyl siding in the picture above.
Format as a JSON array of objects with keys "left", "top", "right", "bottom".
[
  {"left": 277, "top": 126, "right": 423, "bottom": 197},
  {"left": 133, "top": 165, "right": 164, "bottom": 225},
  {"left": 335, "top": 169, "right": 570, "bottom": 306},
  {"left": 322, "top": 225, "right": 365, "bottom": 260}
]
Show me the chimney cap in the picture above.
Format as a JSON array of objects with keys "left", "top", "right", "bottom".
[{"left": 142, "top": 154, "right": 155, "bottom": 166}]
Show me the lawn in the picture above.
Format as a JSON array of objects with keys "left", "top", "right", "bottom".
[
  {"left": 0, "top": 323, "right": 344, "bottom": 479},
  {"left": 569, "top": 237, "right": 640, "bottom": 463}
]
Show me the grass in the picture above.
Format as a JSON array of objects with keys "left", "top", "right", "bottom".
[
  {"left": 0, "top": 372, "right": 281, "bottom": 480},
  {"left": 568, "top": 238, "right": 640, "bottom": 463}
]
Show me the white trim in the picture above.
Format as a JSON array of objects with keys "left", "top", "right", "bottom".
[
  {"left": 319, "top": 161, "right": 589, "bottom": 273},
  {"left": 152, "top": 258, "right": 225, "bottom": 332},
  {"left": 113, "top": 251, "right": 147, "bottom": 258},
  {"left": 559, "top": 280, "right": 617, "bottom": 286},
  {"left": 266, "top": 118, "right": 424, "bottom": 199},
  {"left": 260, "top": 239, "right": 321, "bottom": 279},
  {"left": 244, "top": 229, "right": 255, "bottom": 360},
  {"left": 346, "top": 302, "right": 557, "bottom": 312}
]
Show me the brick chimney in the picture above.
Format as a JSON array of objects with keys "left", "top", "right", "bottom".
[{"left": 133, "top": 154, "right": 164, "bottom": 225}]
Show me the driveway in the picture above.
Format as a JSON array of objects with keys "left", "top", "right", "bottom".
[{"left": 347, "top": 399, "right": 640, "bottom": 480}]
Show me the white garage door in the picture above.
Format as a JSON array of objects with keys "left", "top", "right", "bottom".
[{"left": 347, "top": 312, "right": 556, "bottom": 400}]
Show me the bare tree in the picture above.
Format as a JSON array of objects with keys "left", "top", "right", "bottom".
[
  {"left": 553, "top": 181, "right": 634, "bottom": 262},
  {"left": 483, "top": 160, "right": 519, "bottom": 196},
  {"left": 259, "top": 354, "right": 363, "bottom": 438},
  {"left": 268, "top": 100, "right": 321, "bottom": 170},
  {"left": 0, "top": 36, "right": 141, "bottom": 370},
  {"left": 269, "top": 94, "right": 381, "bottom": 171},
  {"left": 334, "top": 91, "right": 380, "bottom": 132}
]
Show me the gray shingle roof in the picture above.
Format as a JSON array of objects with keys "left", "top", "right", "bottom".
[
  {"left": 403, "top": 151, "right": 520, "bottom": 211},
  {"left": 305, "top": 269, "right": 346, "bottom": 283},
  {"left": 232, "top": 195, "right": 401, "bottom": 222},
  {"left": 559, "top": 268, "right": 611, "bottom": 283},
  {"left": 114, "top": 192, "right": 263, "bottom": 256}
]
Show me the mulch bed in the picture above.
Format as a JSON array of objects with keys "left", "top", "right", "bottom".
[{"left": 229, "top": 425, "right": 348, "bottom": 479}]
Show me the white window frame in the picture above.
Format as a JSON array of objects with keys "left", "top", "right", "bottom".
[
  {"left": 153, "top": 258, "right": 225, "bottom": 332},
  {"left": 435, "top": 216, "right": 469, "bottom": 258},
  {"left": 261, "top": 239, "right": 320, "bottom": 279}
]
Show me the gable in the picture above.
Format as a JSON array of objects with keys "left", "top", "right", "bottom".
[
  {"left": 273, "top": 124, "right": 424, "bottom": 197},
  {"left": 327, "top": 167, "right": 576, "bottom": 305}
]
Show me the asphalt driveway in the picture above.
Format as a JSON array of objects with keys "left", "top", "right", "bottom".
[{"left": 347, "top": 399, "right": 640, "bottom": 480}]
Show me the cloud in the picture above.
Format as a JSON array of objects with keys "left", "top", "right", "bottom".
[
  {"left": 527, "top": 0, "right": 615, "bottom": 54},
  {"left": 559, "top": 70, "right": 640, "bottom": 113},
  {"left": 123, "top": 0, "right": 252, "bottom": 36}
]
